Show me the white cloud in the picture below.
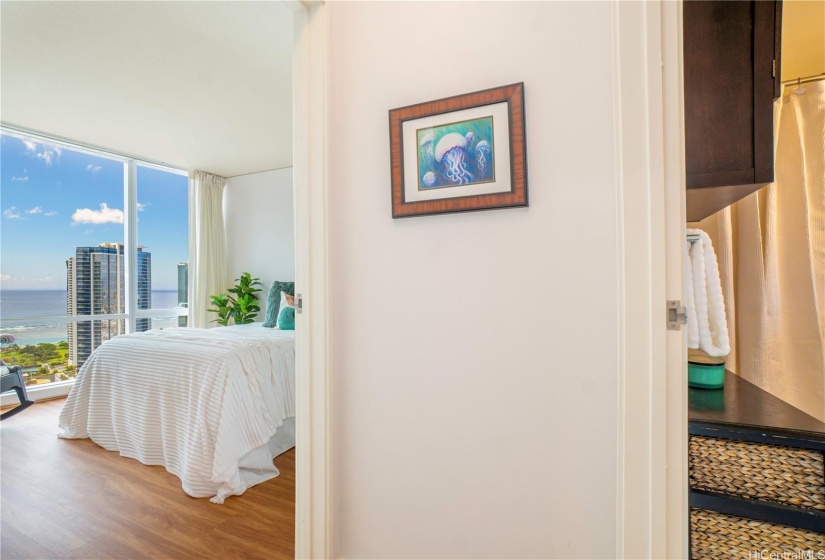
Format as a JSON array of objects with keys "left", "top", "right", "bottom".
[
  {"left": 3, "top": 207, "right": 21, "bottom": 219},
  {"left": 0, "top": 273, "right": 54, "bottom": 286},
  {"left": 11, "top": 170, "right": 28, "bottom": 182},
  {"left": 137, "top": 202, "right": 147, "bottom": 212},
  {"left": 37, "top": 151, "right": 54, "bottom": 166},
  {"left": 45, "top": 210, "right": 58, "bottom": 216},
  {"left": 27, "top": 143, "right": 61, "bottom": 166},
  {"left": 25, "top": 206, "right": 43, "bottom": 215},
  {"left": 83, "top": 229, "right": 93, "bottom": 235},
  {"left": 86, "top": 164, "right": 102, "bottom": 174},
  {"left": 72, "top": 203, "right": 123, "bottom": 225}
]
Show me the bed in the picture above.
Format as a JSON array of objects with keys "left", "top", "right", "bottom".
[{"left": 58, "top": 323, "right": 295, "bottom": 504}]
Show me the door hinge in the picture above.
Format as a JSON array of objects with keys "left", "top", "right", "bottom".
[
  {"left": 295, "top": 293, "right": 303, "bottom": 314},
  {"left": 772, "top": 59, "right": 776, "bottom": 78},
  {"left": 667, "top": 300, "right": 687, "bottom": 331}
]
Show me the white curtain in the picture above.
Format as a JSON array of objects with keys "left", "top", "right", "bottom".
[
  {"left": 699, "top": 81, "right": 825, "bottom": 422},
  {"left": 188, "top": 170, "right": 227, "bottom": 329}
]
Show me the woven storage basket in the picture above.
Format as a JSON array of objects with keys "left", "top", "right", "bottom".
[
  {"left": 689, "top": 435, "right": 825, "bottom": 510},
  {"left": 691, "top": 508, "right": 825, "bottom": 559}
]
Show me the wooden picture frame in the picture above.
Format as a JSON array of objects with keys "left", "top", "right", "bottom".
[{"left": 389, "top": 83, "right": 528, "bottom": 218}]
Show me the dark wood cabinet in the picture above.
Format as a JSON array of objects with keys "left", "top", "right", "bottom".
[
  {"left": 688, "top": 372, "right": 825, "bottom": 557},
  {"left": 683, "top": 0, "right": 783, "bottom": 222}
]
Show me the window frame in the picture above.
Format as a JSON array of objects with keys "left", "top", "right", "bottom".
[{"left": 0, "top": 126, "right": 189, "bottom": 398}]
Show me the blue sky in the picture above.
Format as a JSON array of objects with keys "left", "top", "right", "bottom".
[{"left": 0, "top": 133, "right": 187, "bottom": 291}]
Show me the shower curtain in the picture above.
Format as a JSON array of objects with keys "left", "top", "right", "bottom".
[{"left": 698, "top": 81, "right": 825, "bottom": 422}]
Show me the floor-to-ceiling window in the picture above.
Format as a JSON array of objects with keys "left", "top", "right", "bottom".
[
  {"left": 136, "top": 164, "right": 189, "bottom": 329},
  {"left": 0, "top": 129, "right": 188, "bottom": 390}
]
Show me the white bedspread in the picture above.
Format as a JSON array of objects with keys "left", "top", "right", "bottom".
[{"left": 58, "top": 324, "right": 295, "bottom": 503}]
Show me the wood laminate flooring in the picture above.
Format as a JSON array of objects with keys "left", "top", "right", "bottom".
[{"left": 1, "top": 398, "right": 295, "bottom": 560}]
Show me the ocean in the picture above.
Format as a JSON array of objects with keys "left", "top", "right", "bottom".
[{"left": 0, "top": 290, "right": 181, "bottom": 346}]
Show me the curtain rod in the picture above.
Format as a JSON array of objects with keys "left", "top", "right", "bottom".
[{"left": 781, "top": 73, "right": 825, "bottom": 86}]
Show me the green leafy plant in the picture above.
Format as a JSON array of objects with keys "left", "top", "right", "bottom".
[
  {"left": 209, "top": 272, "right": 263, "bottom": 326},
  {"left": 208, "top": 293, "right": 234, "bottom": 326},
  {"left": 228, "top": 272, "right": 263, "bottom": 324}
]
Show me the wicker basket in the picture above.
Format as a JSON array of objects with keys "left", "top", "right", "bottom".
[
  {"left": 689, "top": 435, "right": 825, "bottom": 510},
  {"left": 691, "top": 508, "right": 825, "bottom": 559}
]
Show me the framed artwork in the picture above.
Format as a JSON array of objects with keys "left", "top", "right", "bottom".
[{"left": 389, "top": 82, "right": 528, "bottom": 218}]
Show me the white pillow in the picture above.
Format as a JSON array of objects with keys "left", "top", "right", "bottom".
[{"left": 280, "top": 291, "right": 295, "bottom": 309}]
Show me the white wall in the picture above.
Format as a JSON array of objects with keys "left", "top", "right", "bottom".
[
  {"left": 329, "top": 2, "right": 619, "bottom": 558},
  {"left": 223, "top": 168, "right": 294, "bottom": 296}
]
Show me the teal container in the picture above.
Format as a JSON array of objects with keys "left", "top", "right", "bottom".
[{"left": 688, "top": 360, "right": 726, "bottom": 389}]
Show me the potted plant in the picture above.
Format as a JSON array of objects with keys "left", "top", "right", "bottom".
[
  {"left": 209, "top": 272, "right": 263, "bottom": 326},
  {"left": 229, "top": 272, "right": 263, "bottom": 324},
  {"left": 208, "top": 293, "right": 234, "bottom": 326}
]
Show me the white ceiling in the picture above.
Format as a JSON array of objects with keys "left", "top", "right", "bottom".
[{"left": 1, "top": 1, "right": 293, "bottom": 177}]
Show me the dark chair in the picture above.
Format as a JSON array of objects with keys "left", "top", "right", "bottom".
[{"left": 1, "top": 362, "right": 34, "bottom": 420}]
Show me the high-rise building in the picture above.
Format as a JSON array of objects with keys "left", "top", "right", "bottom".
[
  {"left": 66, "top": 243, "right": 151, "bottom": 366},
  {"left": 177, "top": 262, "right": 188, "bottom": 327}
]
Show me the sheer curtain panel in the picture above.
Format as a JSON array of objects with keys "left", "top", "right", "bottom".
[{"left": 188, "top": 170, "right": 227, "bottom": 329}]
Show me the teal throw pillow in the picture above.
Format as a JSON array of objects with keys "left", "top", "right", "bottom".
[
  {"left": 277, "top": 305, "right": 295, "bottom": 330},
  {"left": 262, "top": 281, "right": 295, "bottom": 328}
]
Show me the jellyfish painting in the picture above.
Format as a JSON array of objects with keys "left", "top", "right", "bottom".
[
  {"left": 435, "top": 132, "right": 474, "bottom": 185},
  {"left": 419, "top": 132, "right": 435, "bottom": 163},
  {"left": 475, "top": 140, "right": 491, "bottom": 175},
  {"left": 416, "top": 116, "right": 494, "bottom": 189}
]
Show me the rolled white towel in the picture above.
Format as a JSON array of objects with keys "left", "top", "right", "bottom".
[
  {"left": 684, "top": 240, "right": 699, "bottom": 348},
  {"left": 686, "top": 228, "right": 730, "bottom": 357}
]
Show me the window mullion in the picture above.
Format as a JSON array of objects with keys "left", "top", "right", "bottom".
[{"left": 124, "top": 160, "right": 138, "bottom": 333}]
